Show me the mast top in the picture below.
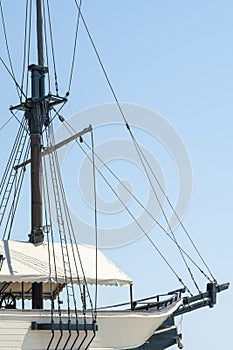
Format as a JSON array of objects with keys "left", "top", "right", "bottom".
[{"left": 36, "top": 0, "right": 44, "bottom": 67}]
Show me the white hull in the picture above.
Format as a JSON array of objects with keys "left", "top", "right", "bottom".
[{"left": 0, "top": 300, "right": 181, "bottom": 350}]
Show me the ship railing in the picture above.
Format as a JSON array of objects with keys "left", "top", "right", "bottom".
[{"left": 96, "top": 287, "right": 186, "bottom": 311}]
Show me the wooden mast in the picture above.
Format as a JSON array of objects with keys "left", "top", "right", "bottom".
[{"left": 28, "top": 0, "right": 47, "bottom": 309}]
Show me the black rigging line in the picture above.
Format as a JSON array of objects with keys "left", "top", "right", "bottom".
[
  {"left": 64, "top": 129, "right": 191, "bottom": 293},
  {"left": 0, "top": 56, "right": 27, "bottom": 99},
  {"left": 42, "top": 0, "right": 51, "bottom": 93},
  {"left": 0, "top": 0, "right": 20, "bottom": 99},
  {"left": 20, "top": 0, "right": 30, "bottom": 101},
  {"left": 50, "top": 127, "right": 95, "bottom": 312},
  {"left": 73, "top": 1, "right": 215, "bottom": 285},
  {"left": 45, "top": 123, "right": 97, "bottom": 348},
  {"left": 45, "top": 127, "right": 74, "bottom": 349},
  {"left": 0, "top": 118, "right": 27, "bottom": 198},
  {"left": 0, "top": 118, "right": 29, "bottom": 239},
  {"left": 0, "top": 115, "right": 14, "bottom": 133},
  {"left": 25, "top": 0, "right": 32, "bottom": 97},
  {"left": 90, "top": 129, "right": 98, "bottom": 318},
  {"left": 63, "top": 120, "right": 214, "bottom": 285},
  {"left": 44, "top": 213, "right": 55, "bottom": 349},
  {"left": 126, "top": 131, "right": 203, "bottom": 291},
  {"left": 127, "top": 131, "right": 203, "bottom": 293},
  {"left": 132, "top": 136, "right": 216, "bottom": 282},
  {"left": 10, "top": 110, "right": 30, "bottom": 133},
  {"left": 73, "top": 0, "right": 126, "bottom": 122},
  {"left": 82, "top": 140, "right": 213, "bottom": 282},
  {"left": 46, "top": 123, "right": 95, "bottom": 315},
  {"left": 63, "top": 121, "right": 171, "bottom": 235},
  {"left": 42, "top": 148, "right": 64, "bottom": 349},
  {"left": 4, "top": 141, "right": 30, "bottom": 240},
  {"left": 46, "top": 0, "right": 59, "bottom": 95},
  {"left": 67, "top": 0, "right": 82, "bottom": 95}
]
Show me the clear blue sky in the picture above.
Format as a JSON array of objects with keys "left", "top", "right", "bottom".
[{"left": 0, "top": 1, "right": 232, "bottom": 349}]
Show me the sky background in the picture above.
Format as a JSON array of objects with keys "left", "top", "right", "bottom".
[{"left": 0, "top": 1, "right": 232, "bottom": 349}]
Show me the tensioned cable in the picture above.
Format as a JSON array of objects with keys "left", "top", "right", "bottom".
[
  {"left": 90, "top": 129, "right": 98, "bottom": 317},
  {"left": 45, "top": 127, "right": 74, "bottom": 315},
  {"left": 44, "top": 142, "right": 76, "bottom": 350},
  {"left": 48, "top": 129, "right": 88, "bottom": 350},
  {"left": 42, "top": 143, "right": 64, "bottom": 350},
  {"left": 0, "top": 117, "right": 27, "bottom": 197},
  {"left": 62, "top": 119, "right": 213, "bottom": 284},
  {"left": 85, "top": 139, "right": 98, "bottom": 348},
  {"left": 62, "top": 121, "right": 174, "bottom": 238},
  {"left": 132, "top": 135, "right": 216, "bottom": 282},
  {"left": 0, "top": 118, "right": 29, "bottom": 239},
  {"left": 45, "top": 123, "right": 96, "bottom": 348},
  {"left": 46, "top": 0, "right": 59, "bottom": 95},
  {"left": 73, "top": 1, "right": 215, "bottom": 284},
  {"left": 126, "top": 131, "right": 203, "bottom": 293},
  {"left": 73, "top": 2, "right": 185, "bottom": 225},
  {"left": 4, "top": 141, "right": 30, "bottom": 240},
  {"left": 84, "top": 142, "right": 191, "bottom": 293},
  {"left": 45, "top": 127, "right": 76, "bottom": 349},
  {"left": 81, "top": 140, "right": 213, "bottom": 283},
  {"left": 20, "top": 0, "right": 30, "bottom": 101},
  {"left": 0, "top": 0, "right": 20, "bottom": 99},
  {"left": 10, "top": 110, "right": 30, "bottom": 132},
  {"left": 25, "top": 0, "right": 32, "bottom": 97},
  {"left": 0, "top": 56, "right": 27, "bottom": 99},
  {"left": 67, "top": 0, "right": 82, "bottom": 95},
  {"left": 46, "top": 122, "right": 95, "bottom": 314},
  {"left": 73, "top": 0, "right": 126, "bottom": 123},
  {"left": 67, "top": 131, "right": 191, "bottom": 293},
  {"left": 0, "top": 120, "right": 25, "bottom": 196},
  {"left": 43, "top": 204, "right": 55, "bottom": 350},
  {"left": 0, "top": 115, "right": 14, "bottom": 133},
  {"left": 47, "top": 122, "right": 95, "bottom": 314},
  {"left": 42, "top": 0, "right": 51, "bottom": 93}
]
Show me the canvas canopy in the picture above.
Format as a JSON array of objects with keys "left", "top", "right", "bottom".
[{"left": 0, "top": 240, "right": 132, "bottom": 299}]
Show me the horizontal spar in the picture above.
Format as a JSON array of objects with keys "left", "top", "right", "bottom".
[{"left": 14, "top": 125, "right": 92, "bottom": 170}]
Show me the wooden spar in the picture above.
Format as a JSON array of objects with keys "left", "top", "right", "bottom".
[{"left": 14, "top": 125, "right": 92, "bottom": 171}]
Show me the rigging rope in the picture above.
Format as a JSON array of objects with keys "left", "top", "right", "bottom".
[
  {"left": 0, "top": 56, "right": 27, "bottom": 99},
  {"left": 0, "top": 115, "right": 14, "bottom": 133},
  {"left": 0, "top": 118, "right": 27, "bottom": 197},
  {"left": 73, "top": 0, "right": 126, "bottom": 122},
  {"left": 45, "top": 125, "right": 80, "bottom": 348},
  {"left": 10, "top": 109, "right": 30, "bottom": 132},
  {"left": 62, "top": 119, "right": 214, "bottom": 286},
  {"left": 67, "top": 0, "right": 83, "bottom": 95},
  {"left": 61, "top": 125, "right": 191, "bottom": 293},
  {"left": 4, "top": 141, "right": 30, "bottom": 240},
  {"left": 129, "top": 132, "right": 216, "bottom": 283},
  {"left": 72, "top": 1, "right": 216, "bottom": 288},
  {"left": 126, "top": 131, "right": 203, "bottom": 293},
  {"left": 25, "top": 0, "right": 32, "bottom": 97},
  {"left": 45, "top": 121, "right": 97, "bottom": 348},
  {"left": 45, "top": 0, "right": 59, "bottom": 95},
  {"left": 20, "top": 0, "right": 30, "bottom": 101},
  {"left": 42, "top": 0, "right": 51, "bottom": 93},
  {"left": 42, "top": 147, "right": 64, "bottom": 349},
  {"left": 0, "top": 118, "right": 29, "bottom": 239},
  {"left": 81, "top": 140, "right": 213, "bottom": 283},
  {"left": 90, "top": 129, "right": 98, "bottom": 317},
  {"left": 0, "top": 0, "right": 20, "bottom": 99},
  {"left": 45, "top": 120, "right": 96, "bottom": 313}
]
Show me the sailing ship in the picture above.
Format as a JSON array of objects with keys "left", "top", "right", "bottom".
[{"left": 0, "top": 1, "right": 229, "bottom": 350}]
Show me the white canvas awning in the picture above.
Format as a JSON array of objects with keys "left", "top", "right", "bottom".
[{"left": 0, "top": 240, "right": 132, "bottom": 298}]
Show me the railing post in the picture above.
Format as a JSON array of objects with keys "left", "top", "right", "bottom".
[{"left": 130, "top": 284, "right": 134, "bottom": 310}]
